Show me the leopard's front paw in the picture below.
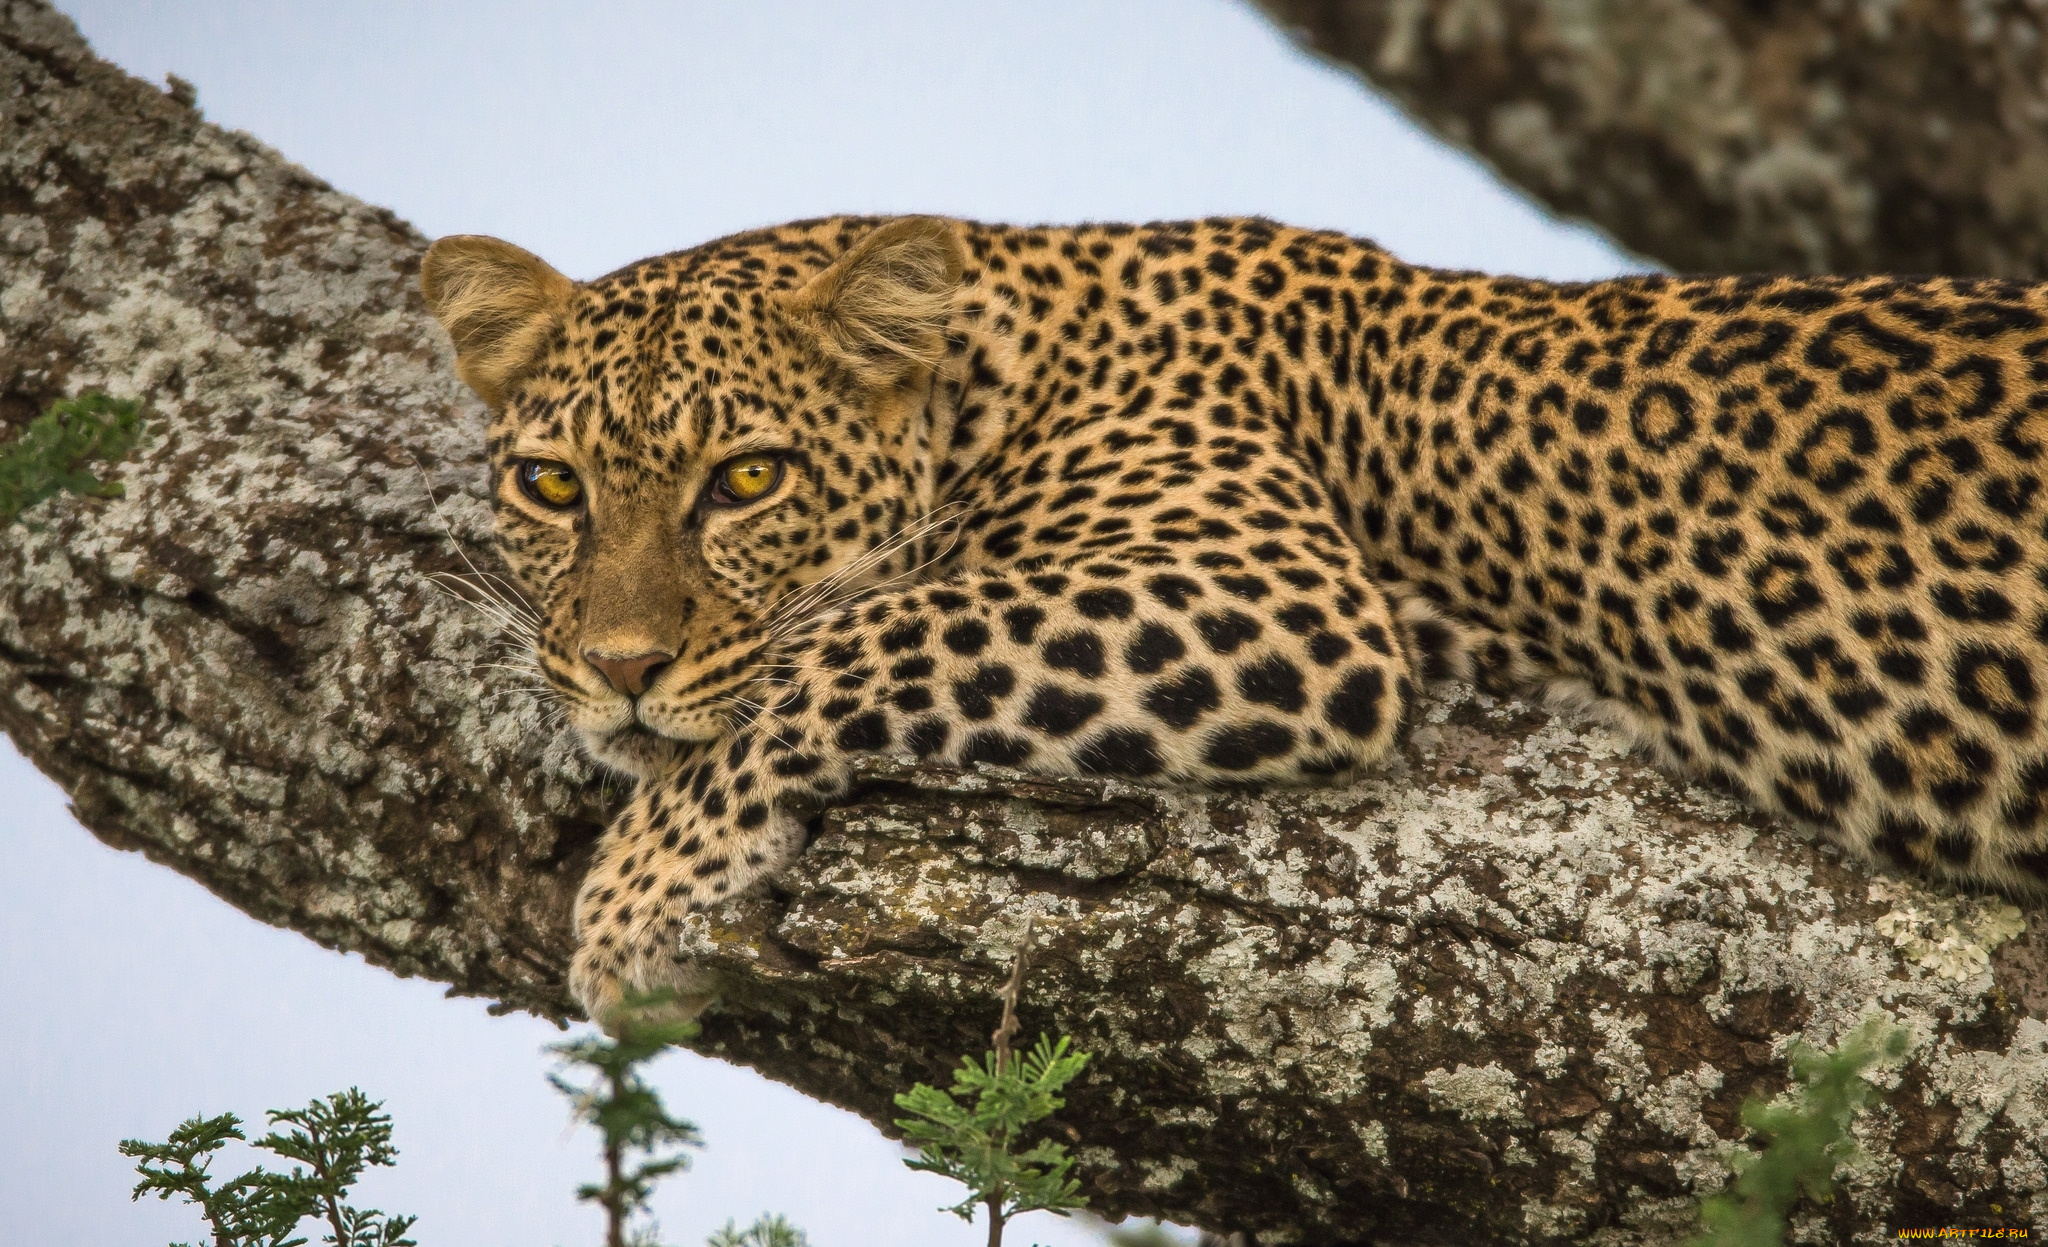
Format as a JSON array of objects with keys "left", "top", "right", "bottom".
[
  {"left": 569, "top": 931, "right": 720, "bottom": 1035},
  {"left": 567, "top": 741, "right": 815, "bottom": 1032},
  {"left": 568, "top": 941, "right": 629, "bottom": 1030}
]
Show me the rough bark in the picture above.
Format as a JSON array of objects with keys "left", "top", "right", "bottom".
[
  {"left": 3, "top": 3, "right": 2047, "bottom": 1241},
  {"left": 1254, "top": 0, "right": 2048, "bottom": 279}
]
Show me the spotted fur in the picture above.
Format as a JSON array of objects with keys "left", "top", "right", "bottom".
[{"left": 423, "top": 215, "right": 2048, "bottom": 1023}]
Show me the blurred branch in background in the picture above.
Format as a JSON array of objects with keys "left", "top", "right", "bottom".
[{"left": 1254, "top": 0, "right": 2048, "bottom": 277}]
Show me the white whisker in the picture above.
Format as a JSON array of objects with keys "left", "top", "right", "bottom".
[
  {"left": 405, "top": 454, "right": 545, "bottom": 637},
  {"left": 753, "top": 662, "right": 869, "bottom": 680},
  {"left": 404, "top": 456, "right": 565, "bottom": 727},
  {"left": 712, "top": 694, "right": 802, "bottom": 753},
  {"left": 763, "top": 502, "right": 967, "bottom": 635}
]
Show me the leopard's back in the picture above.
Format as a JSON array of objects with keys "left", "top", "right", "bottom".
[{"left": 1261, "top": 245, "right": 2048, "bottom": 890}]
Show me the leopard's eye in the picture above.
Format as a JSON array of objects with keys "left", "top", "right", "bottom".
[
  {"left": 709, "top": 454, "right": 782, "bottom": 506},
  {"left": 516, "top": 459, "right": 582, "bottom": 509}
]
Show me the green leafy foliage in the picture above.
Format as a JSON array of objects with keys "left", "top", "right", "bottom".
[
  {"left": 120, "top": 1090, "right": 417, "bottom": 1247},
  {"left": 0, "top": 390, "right": 147, "bottom": 526},
  {"left": 1691, "top": 1020, "right": 1910, "bottom": 1247},
  {"left": 894, "top": 922, "right": 1093, "bottom": 1246},
  {"left": 122, "top": 996, "right": 814, "bottom": 1247},
  {"left": 547, "top": 993, "right": 708, "bottom": 1247},
  {"left": 895, "top": 1034, "right": 1091, "bottom": 1235},
  {"left": 257, "top": 1090, "right": 420, "bottom": 1247},
  {"left": 704, "top": 1212, "right": 811, "bottom": 1247},
  {"left": 122, "top": 1112, "right": 312, "bottom": 1247}
]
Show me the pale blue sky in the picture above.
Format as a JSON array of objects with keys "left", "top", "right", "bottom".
[{"left": 1, "top": 4, "right": 1635, "bottom": 1245}]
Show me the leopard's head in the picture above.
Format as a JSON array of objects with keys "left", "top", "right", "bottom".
[{"left": 422, "top": 217, "right": 966, "bottom": 778}]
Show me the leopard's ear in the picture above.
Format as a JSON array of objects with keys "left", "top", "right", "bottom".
[
  {"left": 781, "top": 217, "right": 965, "bottom": 389},
  {"left": 421, "top": 235, "right": 575, "bottom": 409}
]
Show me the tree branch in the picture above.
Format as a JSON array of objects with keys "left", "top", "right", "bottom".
[
  {"left": 1254, "top": 0, "right": 2048, "bottom": 278},
  {"left": 3, "top": 2, "right": 2046, "bottom": 1238}
]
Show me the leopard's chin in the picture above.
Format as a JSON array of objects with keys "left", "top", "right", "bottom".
[{"left": 580, "top": 722, "right": 687, "bottom": 782}]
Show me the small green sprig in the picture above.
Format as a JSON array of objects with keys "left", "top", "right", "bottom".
[
  {"left": 1691, "top": 1020, "right": 1910, "bottom": 1247},
  {"left": 258, "top": 1090, "right": 419, "bottom": 1247},
  {"left": 894, "top": 921, "right": 1092, "bottom": 1247},
  {"left": 896, "top": 1035, "right": 1091, "bottom": 1231},
  {"left": 0, "top": 390, "right": 148, "bottom": 526},
  {"left": 547, "top": 992, "right": 707, "bottom": 1247},
  {"left": 705, "top": 1213, "right": 811, "bottom": 1247},
  {"left": 120, "top": 1090, "right": 417, "bottom": 1247}
]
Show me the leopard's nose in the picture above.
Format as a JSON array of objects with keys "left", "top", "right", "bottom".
[{"left": 584, "top": 649, "right": 674, "bottom": 698}]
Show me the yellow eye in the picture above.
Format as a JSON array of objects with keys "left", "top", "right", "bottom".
[
  {"left": 517, "top": 460, "right": 582, "bottom": 509},
  {"left": 712, "top": 454, "right": 782, "bottom": 505}
]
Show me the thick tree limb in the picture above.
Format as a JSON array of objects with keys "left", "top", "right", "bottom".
[
  {"left": 1254, "top": 0, "right": 2048, "bottom": 278},
  {"left": 3, "top": 3, "right": 2047, "bottom": 1240}
]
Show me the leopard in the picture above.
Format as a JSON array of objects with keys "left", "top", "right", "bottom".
[{"left": 421, "top": 214, "right": 2048, "bottom": 1024}]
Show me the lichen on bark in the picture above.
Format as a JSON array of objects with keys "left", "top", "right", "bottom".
[{"left": 3, "top": 2, "right": 2046, "bottom": 1240}]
